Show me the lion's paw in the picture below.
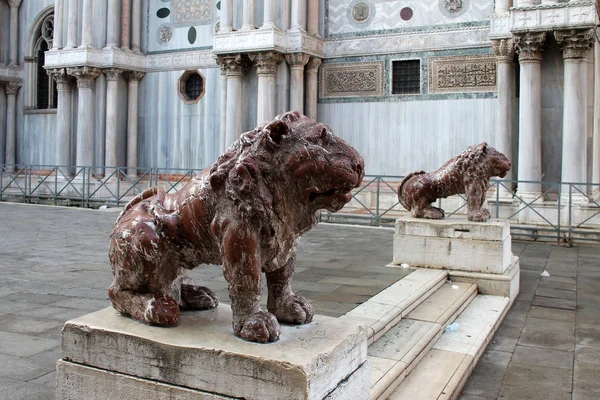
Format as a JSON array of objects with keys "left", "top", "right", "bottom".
[
  {"left": 144, "top": 295, "right": 180, "bottom": 327},
  {"left": 237, "top": 311, "right": 281, "bottom": 343},
  {"left": 468, "top": 210, "right": 490, "bottom": 222},
  {"left": 180, "top": 284, "right": 219, "bottom": 310},
  {"left": 270, "top": 295, "right": 314, "bottom": 325}
]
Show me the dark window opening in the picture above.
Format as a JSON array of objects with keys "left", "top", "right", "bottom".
[
  {"left": 185, "top": 73, "right": 204, "bottom": 101},
  {"left": 392, "top": 60, "right": 421, "bottom": 95}
]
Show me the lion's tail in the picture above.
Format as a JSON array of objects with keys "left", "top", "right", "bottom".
[{"left": 397, "top": 171, "right": 426, "bottom": 210}]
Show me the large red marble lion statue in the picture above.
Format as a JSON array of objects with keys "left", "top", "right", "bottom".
[
  {"left": 397, "top": 142, "right": 511, "bottom": 222},
  {"left": 108, "top": 112, "right": 364, "bottom": 343}
]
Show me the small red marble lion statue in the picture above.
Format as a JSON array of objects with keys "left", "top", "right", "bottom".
[
  {"left": 108, "top": 112, "right": 364, "bottom": 343},
  {"left": 397, "top": 143, "right": 511, "bottom": 222}
]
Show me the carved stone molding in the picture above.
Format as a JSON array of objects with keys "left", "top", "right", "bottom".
[
  {"left": 514, "top": 32, "right": 546, "bottom": 62},
  {"left": 555, "top": 28, "right": 595, "bottom": 60},
  {"left": 123, "top": 70, "right": 146, "bottom": 82},
  {"left": 249, "top": 51, "right": 283, "bottom": 76},
  {"left": 306, "top": 57, "right": 322, "bottom": 73},
  {"left": 67, "top": 66, "right": 101, "bottom": 89},
  {"left": 4, "top": 80, "right": 22, "bottom": 95},
  {"left": 104, "top": 68, "right": 123, "bottom": 81},
  {"left": 492, "top": 39, "right": 516, "bottom": 62},
  {"left": 320, "top": 61, "right": 384, "bottom": 99},
  {"left": 216, "top": 54, "right": 249, "bottom": 76},
  {"left": 173, "top": 0, "right": 213, "bottom": 25},
  {"left": 285, "top": 53, "right": 310, "bottom": 68},
  {"left": 48, "top": 68, "right": 74, "bottom": 90},
  {"left": 429, "top": 55, "right": 497, "bottom": 94}
]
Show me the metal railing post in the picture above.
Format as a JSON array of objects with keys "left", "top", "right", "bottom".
[
  {"left": 495, "top": 181, "right": 500, "bottom": 218},
  {"left": 557, "top": 183, "right": 562, "bottom": 243},
  {"left": 568, "top": 184, "right": 573, "bottom": 245},
  {"left": 375, "top": 177, "right": 381, "bottom": 226}
]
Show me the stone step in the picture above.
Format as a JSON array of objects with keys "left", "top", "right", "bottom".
[
  {"left": 368, "top": 281, "right": 478, "bottom": 400},
  {"left": 341, "top": 268, "right": 449, "bottom": 345},
  {"left": 386, "top": 294, "right": 511, "bottom": 400}
]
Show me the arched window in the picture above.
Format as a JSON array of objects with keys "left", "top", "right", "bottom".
[{"left": 25, "top": 10, "right": 57, "bottom": 110}]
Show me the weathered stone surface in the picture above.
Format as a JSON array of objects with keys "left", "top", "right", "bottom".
[
  {"left": 60, "top": 305, "right": 368, "bottom": 400},
  {"left": 449, "top": 258, "right": 520, "bottom": 301},
  {"left": 108, "top": 112, "right": 364, "bottom": 343},
  {"left": 393, "top": 217, "right": 513, "bottom": 274},
  {"left": 397, "top": 143, "right": 511, "bottom": 222}
]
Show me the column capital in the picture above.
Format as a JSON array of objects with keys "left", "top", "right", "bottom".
[
  {"left": 216, "top": 54, "right": 249, "bottom": 76},
  {"left": 67, "top": 66, "right": 101, "bottom": 89},
  {"left": 4, "top": 80, "right": 22, "bottom": 95},
  {"left": 48, "top": 68, "right": 74, "bottom": 90},
  {"left": 123, "top": 70, "right": 145, "bottom": 82},
  {"left": 285, "top": 53, "right": 310, "bottom": 68},
  {"left": 7, "top": 0, "right": 22, "bottom": 8},
  {"left": 555, "top": 29, "right": 595, "bottom": 60},
  {"left": 104, "top": 68, "right": 123, "bottom": 81},
  {"left": 249, "top": 51, "right": 282, "bottom": 75},
  {"left": 306, "top": 57, "right": 322, "bottom": 72},
  {"left": 492, "top": 39, "right": 516, "bottom": 62},
  {"left": 514, "top": 32, "right": 546, "bottom": 62}
]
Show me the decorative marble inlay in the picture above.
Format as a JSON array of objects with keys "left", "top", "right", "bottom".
[
  {"left": 172, "top": 0, "right": 213, "bottom": 25},
  {"left": 158, "top": 24, "right": 173, "bottom": 44},
  {"left": 351, "top": 2, "right": 371, "bottom": 22},
  {"left": 320, "top": 61, "right": 384, "bottom": 98},
  {"left": 429, "top": 55, "right": 496, "bottom": 94}
]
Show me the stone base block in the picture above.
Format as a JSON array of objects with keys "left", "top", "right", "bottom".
[
  {"left": 448, "top": 257, "right": 520, "bottom": 302},
  {"left": 56, "top": 359, "right": 371, "bottom": 400},
  {"left": 57, "top": 305, "right": 369, "bottom": 400},
  {"left": 393, "top": 217, "right": 512, "bottom": 274}
]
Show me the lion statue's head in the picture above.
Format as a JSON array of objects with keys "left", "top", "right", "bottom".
[{"left": 208, "top": 111, "right": 365, "bottom": 231}]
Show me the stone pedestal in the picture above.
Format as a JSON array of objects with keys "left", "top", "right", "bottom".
[
  {"left": 391, "top": 217, "right": 520, "bottom": 301},
  {"left": 56, "top": 305, "right": 370, "bottom": 400}
]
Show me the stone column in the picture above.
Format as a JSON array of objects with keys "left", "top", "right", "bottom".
[
  {"left": 594, "top": 40, "right": 600, "bottom": 195},
  {"left": 81, "top": 0, "right": 94, "bottom": 47},
  {"left": 105, "top": 0, "right": 120, "bottom": 49},
  {"left": 0, "top": 3, "right": 3, "bottom": 64},
  {"left": 121, "top": 0, "right": 131, "bottom": 50},
  {"left": 492, "top": 39, "right": 516, "bottom": 198},
  {"left": 263, "top": 0, "right": 276, "bottom": 28},
  {"left": 217, "top": 55, "right": 247, "bottom": 147},
  {"left": 8, "top": 0, "right": 22, "bottom": 66},
  {"left": 131, "top": 0, "right": 141, "bottom": 53},
  {"left": 67, "top": 67, "right": 101, "bottom": 166},
  {"left": 291, "top": 0, "right": 306, "bottom": 31},
  {"left": 53, "top": 0, "right": 65, "bottom": 50},
  {"left": 252, "top": 51, "right": 282, "bottom": 124},
  {"left": 515, "top": 0, "right": 534, "bottom": 6},
  {"left": 104, "top": 69, "right": 122, "bottom": 170},
  {"left": 124, "top": 71, "right": 145, "bottom": 177},
  {"left": 49, "top": 69, "right": 74, "bottom": 167},
  {"left": 555, "top": 29, "right": 594, "bottom": 202},
  {"left": 514, "top": 32, "right": 545, "bottom": 199},
  {"left": 495, "top": 0, "right": 510, "bottom": 14},
  {"left": 66, "top": 0, "right": 78, "bottom": 49},
  {"left": 305, "top": 57, "right": 321, "bottom": 121},
  {"left": 220, "top": 0, "right": 233, "bottom": 32},
  {"left": 4, "top": 81, "right": 21, "bottom": 168},
  {"left": 286, "top": 53, "right": 310, "bottom": 114},
  {"left": 307, "top": 0, "right": 319, "bottom": 35},
  {"left": 242, "top": 0, "right": 255, "bottom": 30},
  {"left": 219, "top": 67, "right": 227, "bottom": 154}
]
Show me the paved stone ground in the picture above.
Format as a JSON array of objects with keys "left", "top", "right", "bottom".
[{"left": 0, "top": 203, "right": 599, "bottom": 400}]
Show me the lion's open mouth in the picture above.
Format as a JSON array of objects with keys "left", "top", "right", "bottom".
[{"left": 305, "top": 185, "right": 354, "bottom": 211}]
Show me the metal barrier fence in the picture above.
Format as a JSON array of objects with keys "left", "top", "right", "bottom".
[{"left": 2, "top": 165, "right": 600, "bottom": 244}]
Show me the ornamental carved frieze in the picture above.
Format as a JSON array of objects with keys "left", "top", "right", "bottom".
[
  {"left": 491, "top": 39, "right": 515, "bottom": 62},
  {"left": 555, "top": 29, "right": 594, "bottom": 60},
  {"left": 249, "top": 52, "right": 283, "bottom": 76},
  {"left": 66, "top": 67, "right": 101, "bottom": 89},
  {"left": 514, "top": 32, "right": 546, "bottom": 62},
  {"left": 48, "top": 68, "right": 73, "bottom": 90},
  {"left": 216, "top": 54, "right": 249, "bottom": 76},
  {"left": 320, "top": 61, "right": 384, "bottom": 99},
  {"left": 429, "top": 55, "right": 497, "bottom": 94}
]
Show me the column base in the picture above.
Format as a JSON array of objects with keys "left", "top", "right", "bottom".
[{"left": 561, "top": 192, "right": 589, "bottom": 206}]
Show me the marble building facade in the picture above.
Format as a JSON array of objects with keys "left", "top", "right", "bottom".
[{"left": 0, "top": 0, "right": 598, "bottom": 199}]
